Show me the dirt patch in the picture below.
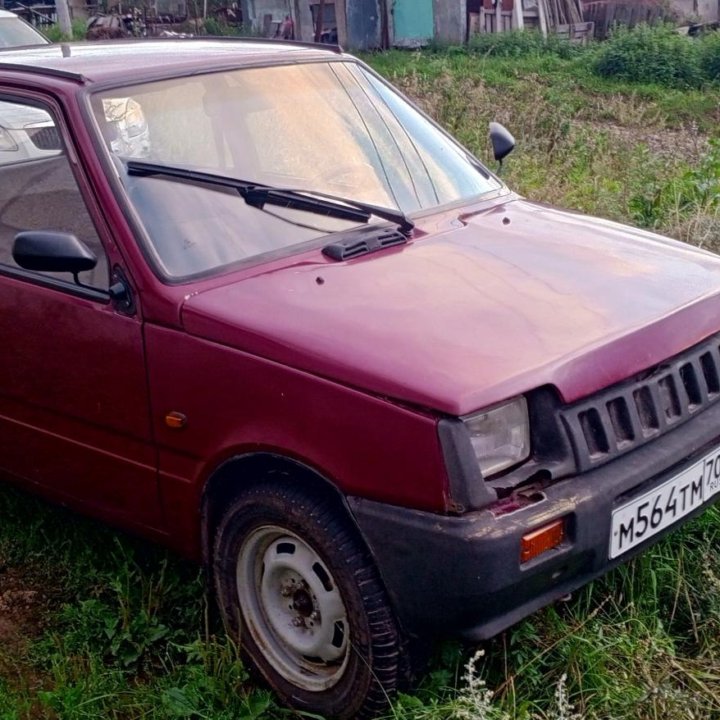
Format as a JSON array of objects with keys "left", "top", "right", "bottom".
[
  {"left": 0, "top": 562, "right": 58, "bottom": 691},
  {"left": 0, "top": 568, "right": 47, "bottom": 639}
]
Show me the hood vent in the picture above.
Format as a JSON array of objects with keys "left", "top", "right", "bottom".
[{"left": 322, "top": 225, "right": 408, "bottom": 261}]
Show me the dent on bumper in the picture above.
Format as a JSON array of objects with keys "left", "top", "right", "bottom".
[{"left": 347, "top": 400, "right": 720, "bottom": 641}]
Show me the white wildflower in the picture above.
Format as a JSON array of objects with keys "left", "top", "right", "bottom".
[
  {"left": 452, "top": 649, "right": 508, "bottom": 720},
  {"left": 551, "top": 673, "right": 582, "bottom": 720}
]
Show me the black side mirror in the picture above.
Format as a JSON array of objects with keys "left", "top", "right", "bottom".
[
  {"left": 489, "top": 122, "right": 516, "bottom": 169},
  {"left": 13, "top": 231, "right": 97, "bottom": 285}
]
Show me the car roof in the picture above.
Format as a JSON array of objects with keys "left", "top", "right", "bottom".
[
  {"left": 0, "top": 38, "right": 344, "bottom": 85},
  {"left": 0, "top": 9, "right": 18, "bottom": 17}
]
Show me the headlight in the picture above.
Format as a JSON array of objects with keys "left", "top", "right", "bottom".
[
  {"left": 464, "top": 396, "right": 530, "bottom": 477},
  {"left": 0, "top": 126, "right": 18, "bottom": 152}
]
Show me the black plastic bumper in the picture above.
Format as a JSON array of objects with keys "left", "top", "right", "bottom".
[{"left": 347, "top": 400, "right": 720, "bottom": 641}]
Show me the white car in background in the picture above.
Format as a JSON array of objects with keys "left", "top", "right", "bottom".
[
  {"left": 0, "top": 99, "right": 60, "bottom": 164},
  {"left": 0, "top": 8, "right": 48, "bottom": 48},
  {"left": 0, "top": 97, "right": 150, "bottom": 167}
]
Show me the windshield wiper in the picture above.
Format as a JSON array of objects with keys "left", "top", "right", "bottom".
[{"left": 126, "top": 160, "right": 415, "bottom": 235}]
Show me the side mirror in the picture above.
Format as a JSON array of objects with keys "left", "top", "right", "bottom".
[
  {"left": 489, "top": 122, "right": 516, "bottom": 168},
  {"left": 13, "top": 231, "right": 97, "bottom": 284}
]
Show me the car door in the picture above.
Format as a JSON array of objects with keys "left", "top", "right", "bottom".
[{"left": 0, "top": 92, "right": 161, "bottom": 529}]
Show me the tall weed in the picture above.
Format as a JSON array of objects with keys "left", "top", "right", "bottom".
[{"left": 629, "top": 138, "right": 720, "bottom": 245}]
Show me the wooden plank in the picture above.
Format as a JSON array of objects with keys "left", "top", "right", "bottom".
[
  {"left": 481, "top": 7, "right": 493, "bottom": 32},
  {"left": 494, "top": 0, "right": 502, "bottom": 32},
  {"left": 572, "top": 0, "right": 582, "bottom": 23},
  {"left": 601, "top": 4, "right": 610, "bottom": 38},
  {"left": 556, "top": 21, "right": 570, "bottom": 38},
  {"left": 537, "top": 0, "right": 549, "bottom": 36},
  {"left": 513, "top": 0, "right": 524, "bottom": 29}
]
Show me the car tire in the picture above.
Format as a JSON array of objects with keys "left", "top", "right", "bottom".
[{"left": 213, "top": 481, "right": 404, "bottom": 719}]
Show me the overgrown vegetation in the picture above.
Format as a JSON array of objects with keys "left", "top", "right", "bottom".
[
  {"left": 427, "top": 24, "right": 720, "bottom": 88},
  {"left": 465, "top": 29, "right": 583, "bottom": 59},
  {"left": 2, "top": 29, "right": 720, "bottom": 719}
]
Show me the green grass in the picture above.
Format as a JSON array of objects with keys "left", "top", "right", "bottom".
[{"left": 3, "top": 42, "right": 720, "bottom": 719}]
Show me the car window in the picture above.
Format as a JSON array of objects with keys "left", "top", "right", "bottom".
[
  {"left": 0, "top": 16, "right": 47, "bottom": 48},
  {"left": 0, "top": 98, "right": 108, "bottom": 289}
]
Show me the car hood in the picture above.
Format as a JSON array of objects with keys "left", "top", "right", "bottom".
[{"left": 182, "top": 199, "right": 720, "bottom": 416}]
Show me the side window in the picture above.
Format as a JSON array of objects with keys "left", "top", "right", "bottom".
[{"left": 0, "top": 98, "right": 108, "bottom": 290}]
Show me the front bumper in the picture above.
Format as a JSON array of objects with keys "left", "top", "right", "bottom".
[{"left": 348, "top": 398, "right": 720, "bottom": 641}]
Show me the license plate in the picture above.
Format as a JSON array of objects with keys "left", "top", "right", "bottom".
[{"left": 609, "top": 445, "right": 720, "bottom": 559}]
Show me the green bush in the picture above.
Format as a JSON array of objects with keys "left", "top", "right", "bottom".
[
  {"left": 593, "top": 23, "right": 704, "bottom": 87},
  {"left": 43, "top": 18, "right": 87, "bottom": 41},
  {"left": 200, "top": 17, "right": 262, "bottom": 37},
  {"left": 201, "top": 16, "right": 228, "bottom": 36},
  {"left": 43, "top": 24, "right": 64, "bottom": 42},
  {"left": 202, "top": 16, "right": 247, "bottom": 37},
  {"left": 699, "top": 30, "right": 720, "bottom": 81},
  {"left": 467, "top": 29, "right": 582, "bottom": 59}
]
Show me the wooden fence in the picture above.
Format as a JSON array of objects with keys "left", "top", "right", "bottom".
[{"left": 581, "top": 0, "right": 670, "bottom": 38}]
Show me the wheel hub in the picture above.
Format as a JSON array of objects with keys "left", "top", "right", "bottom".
[{"left": 291, "top": 587, "right": 314, "bottom": 617}]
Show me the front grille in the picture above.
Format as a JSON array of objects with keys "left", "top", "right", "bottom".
[
  {"left": 561, "top": 334, "right": 720, "bottom": 472},
  {"left": 26, "top": 126, "right": 61, "bottom": 151}
]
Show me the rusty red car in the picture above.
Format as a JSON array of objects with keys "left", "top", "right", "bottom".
[{"left": 1, "top": 39, "right": 720, "bottom": 719}]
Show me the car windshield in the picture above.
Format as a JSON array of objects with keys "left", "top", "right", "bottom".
[
  {"left": 0, "top": 17, "right": 47, "bottom": 48},
  {"left": 90, "top": 60, "right": 501, "bottom": 279}
]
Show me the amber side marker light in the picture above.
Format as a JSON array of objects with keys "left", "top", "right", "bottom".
[
  {"left": 165, "top": 411, "right": 187, "bottom": 429},
  {"left": 521, "top": 519, "right": 565, "bottom": 563}
]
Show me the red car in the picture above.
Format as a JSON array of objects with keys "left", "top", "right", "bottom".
[{"left": 1, "top": 39, "right": 720, "bottom": 719}]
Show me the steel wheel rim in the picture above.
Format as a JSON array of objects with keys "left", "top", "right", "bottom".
[{"left": 236, "top": 525, "right": 350, "bottom": 692}]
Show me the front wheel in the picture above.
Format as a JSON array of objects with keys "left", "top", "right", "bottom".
[{"left": 213, "top": 482, "right": 405, "bottom": 719}]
